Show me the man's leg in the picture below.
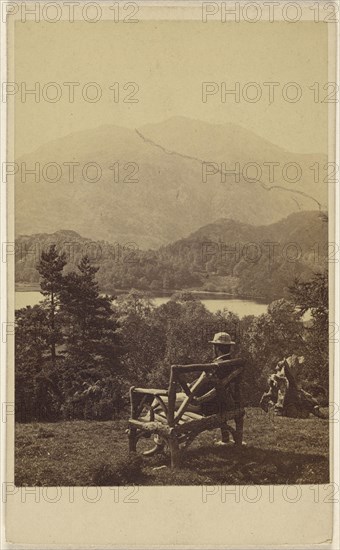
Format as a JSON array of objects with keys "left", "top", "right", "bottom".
[{"left": 220, "top": 424, "right": 230, "bottom": 443}]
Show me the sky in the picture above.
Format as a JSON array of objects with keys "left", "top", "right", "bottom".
[{"left": 11, "top": 19, "right": 329, "bottom": 157}]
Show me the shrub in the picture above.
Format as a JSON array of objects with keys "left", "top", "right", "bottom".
[{"left": 36, "top": 426, "right": 55, "bottom": 439}]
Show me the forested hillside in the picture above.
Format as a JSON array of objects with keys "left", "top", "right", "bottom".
[
  {"left": 15, "top": 244, "right": 329, "bottom": 423},
  {"left": 15, "top": 211, "right": 327, "bottom": 300}
]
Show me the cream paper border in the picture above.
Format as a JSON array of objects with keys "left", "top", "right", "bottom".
[{"left": 3, "top": 1, "right": 339, "bottom": 547}]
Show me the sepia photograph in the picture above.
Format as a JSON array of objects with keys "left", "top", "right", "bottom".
[{"left": 2, "top": 1, "right": 338, "bottom": 547}]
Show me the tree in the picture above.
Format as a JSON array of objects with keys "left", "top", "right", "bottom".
[
  {"left": 238, "top": 299, "right": 305, "bottom": 404},
  {"left": 289, "top": 271, "right": 328, "bottom": 392},
  {"left": 151, "top": 299, "right": 215, "bottom": 385},
  {"left": 116, "top": 289, "right": 154, "bottom": 317},
  {"left": 37, "top": 245, "right": 67, "bottom": 367},
  {"left": 58, "top": 256, "right": 121, "bottom": 419},
  {"left": 289, "top": 272, "right": 328, "bottom": 318},
  {"left": 150, "top": 279, "right": 160, "bottom": 291},
  {"left": 115, "top": 290, "right": 161, "bottom": 387},
  {"left": 15, "top": 305, "right": 61, "bottom": 421},
  {"left": 170, "top": 291, "right": 199, "bottom": 303}
]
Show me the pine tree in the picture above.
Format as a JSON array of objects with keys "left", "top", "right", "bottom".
[
  {"left": 37, "top": 245, "right": 67, "bottom": 367},
  {"left": 59, "top": 256, "right": 121, "bottom": 419},
  {"left": 60, "top": 256, "right": 116, "bottom": 352}
]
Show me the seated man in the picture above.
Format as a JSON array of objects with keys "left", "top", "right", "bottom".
[
  {"left": 152, "top": 332, "right": 240, "bottom": 446},
  {"left": 192, "top": 331, "right": 236, "bottom": 413},
  {"left": 197, "top": 331, "right": 239, "bottom": 445}
]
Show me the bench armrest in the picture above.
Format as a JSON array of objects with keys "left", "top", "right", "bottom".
[
  {"left": 171, "top": 359, "right": 244, "bottom": 374},
  {"left": 132, "top": 388, "right": 168, "bottom": 396}
]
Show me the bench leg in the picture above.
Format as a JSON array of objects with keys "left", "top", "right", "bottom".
[
  {"left": 128, "top": 427, "right": 137, "bottom": 452},
  {"left": 221, "top": 424, "right": 230, "bottom": 443},
  {"left": 169, "top": 434, "right": 180, "bottom": 469}
]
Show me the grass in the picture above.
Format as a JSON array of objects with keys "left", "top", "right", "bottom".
[{"left": 15, "top": 407, "right": 330, "bottom": 486}]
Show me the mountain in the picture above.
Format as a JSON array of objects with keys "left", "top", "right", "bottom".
[
  {"left": 15, "top": 211, "right": 328, "bottom": 301},
  {"left": 15, "top": 117, "right": 327, "bottom": 249}
]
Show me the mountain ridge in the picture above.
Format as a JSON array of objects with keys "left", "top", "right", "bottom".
[{"left": 15, "top": 117, "right": 327, "bottom": 248}]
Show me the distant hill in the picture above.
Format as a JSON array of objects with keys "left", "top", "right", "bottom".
[
  {"left": 15, "top": 211, "right": 328, "bottom": 301},
  {"left": 15, "top": 117, "right": 327, "bottom": 249}
]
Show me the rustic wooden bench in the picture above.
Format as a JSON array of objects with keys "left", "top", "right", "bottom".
[{"left": 127, "top": 358, "right": 245, "bottom": 468}]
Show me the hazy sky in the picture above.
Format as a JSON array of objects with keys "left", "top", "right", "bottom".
[{"left": 12, "top": 20, "right": 328, "bottom": 156}]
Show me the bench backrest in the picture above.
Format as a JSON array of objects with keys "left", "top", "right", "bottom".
[{"left": 167, "top": 359, "right": 244, "bottom": 426}]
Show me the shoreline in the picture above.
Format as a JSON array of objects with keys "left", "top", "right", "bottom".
[{"left": 15, "top": 285, "right": 269, "bottom": 304}]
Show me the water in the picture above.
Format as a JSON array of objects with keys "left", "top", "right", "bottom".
[
  {"left": 15, "top": 291, "right": 268, "bottom": 318},
  {"left": 15, "top": 292, "right": 43, "bottom": 309}
]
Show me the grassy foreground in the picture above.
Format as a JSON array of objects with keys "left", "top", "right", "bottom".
[{"left": 15, "top": 408, "right": 329, "bottom": 486}]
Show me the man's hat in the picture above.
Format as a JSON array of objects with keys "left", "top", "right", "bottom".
[{"left": 209, "top": 332, "right": 235, "bottom": 345}]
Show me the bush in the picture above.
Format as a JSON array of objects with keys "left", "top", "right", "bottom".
[
  {"left": 36, "top": 426, "right": 55, "bottom": 439},
  {"left": 91, "top": 454, "right": 143, "bottom": 485},
  {"left": 60, "top": 385, "right": 126, "bottom": 421}
]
